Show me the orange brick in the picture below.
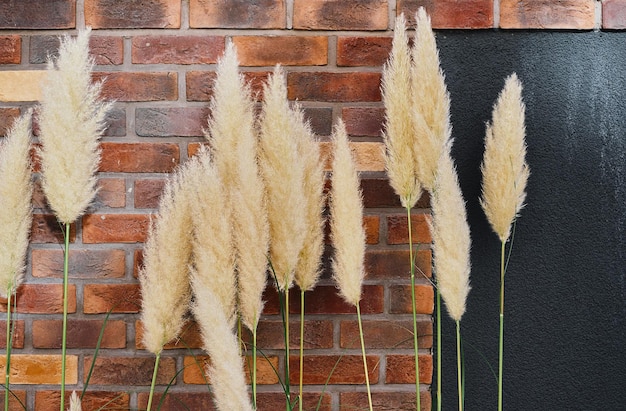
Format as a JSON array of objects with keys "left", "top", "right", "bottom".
[
  {"left": 386, "top": 354, "right": 433, "bottom": 384},
  {"left": 289, "top": 354, "right": 379, "bottom": 384},
  {"left": 294, "top": 0, "right": 388, "bottom": 30},
  {"left": 288, "top": 72, "right": 381, "bottom": 102},
  {"left": 0, "top": 320, "right": 25, "bottom": 349},
  {"left": 190, "top": 0, "right": 286, "bottom": 29},
  {"left": 84, "top": 355, "right": 176, "bottom": 385},
  {"left": 0, "top": 107, "right": 21, "bottom": 136},
  {"left": 82, "top": 214, "right": 151, "bottom": 243},
  {"left": 36, "top": 391, "right": 130, "bottom": 411},
  {"left": 183, "top": 355, "right": 279, "bottom": 385},
  {"left": 95, "top": 178, "right": 126, "bottom": 208},
  {"left": 0, "top": 35, "right": 20, "bottom": 64},
  {"left": 0, "top": 390, "right": 26, "bottom": 411},
  {"left": 31, "top": 248, "right": 126, "bottom": 278},
  {"left": 1, "top": 284, "right": 76, "bottom": 314},
  {"left": 341, "top": 391, "right": 432, "bottom": 411},
  {"left": 0, "top": 354, "right": 78, "bottom": 384},
  {"left": 32, "top": 319, "right": 126, "bottom": 349},
  {"left": 83, "top": 283, "right": 141, "bottom": 314},
  {"left": 364, "top": 215, "right": 380, "bottom": 244},
  {"left": 387, "top": 213, "right": 433, "bottom": 244},
  {"left": 94, "top": 72, "right": 178, "bottom": 102},
  {"left": 233, "top": 36, "right": 327, "bottom": 66},
  {"left": 500, "top": 0, "right": 595, "bottom": 29},
  {"left": 99, "top": 142, "right": 180, "bottom": 173},
  {"left": 340, "top": 319, "right": 433, "bottom": 349},
  {"left": 337, "top": 37, "right": 391, "bottom": 67},
  {"left": 85, "top": 0, "right": 181, "bottom": 29},
  {"left": 398, "top": 0, "right": 493, "bottom": 29},
  {"left": 319, "top": 141, "right": 385, "bottom": 172},
  {"left": 132, "top": 36, "right": 224, "bottom": 64},
  {"left": 389, "top": 284, "right": 435, "bottom": 314},
  {"left": 186, "top": 70, "right": 270, "bottom": 102},
  {"left": 365, "top": 249, "right": 432, "bottom": 279}
]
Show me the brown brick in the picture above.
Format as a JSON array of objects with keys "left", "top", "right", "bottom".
[
  {"left": 0, "top": 390, "right": 26, "bottom": 411},
  {"left": 132, "top": 36, "right": 224, "bottom": 64},
  {"left": 234, "top": 36, "right": 327, "bottom": 66},
  {"left": 365, "top": 249, "right": 432, "bottom": 279},
  {"left": 337, "top": 37, "right": 392, "bottom": 67},
  {"left": 1, "top": 284, "right": 76, "bottom": 314},
  {"left": 0, "top": 354, "right": 77, "bottom": 384},
  {"left": 603, "top": 0, "right": 626, "bottom": 29},
  {"left": 134, "top": 179, "right": 167, "bottom": 209},
  {"left": 32, "top": 319, "right": 126, "bottom": 349},
  {"left": 303, "top": 107, "right": 333, "bottom": 136},
  {"left": 134, "top": 248, "right": 143, "bottom": 278},
  {"left": 364, "top": 215, "right": 380, "bottom": 244},
  {"left": 83, "top": 283, "right": 141, "bottom": 314},
  {"left": 500, "top": 0, "right": 595, "bottom": 29},
  {"left": 289, "top": 354, "right": 379, "bottom": 384},
  {"left": 386, "top": 354, "right": 433, "bottom": 384},
  {"left": 292, "top": 285, "right": 384, "bottom": 314},
  {"left": 30, "top": 35, "right": 124, "bottom": 65},
  {"left": 294, "top": 0, "right": 388, "bottom": 30},
  {"left": 0, "top": 320, "right": 25, "bottom": 349},
  {"left": 387, "top": 213, "right": 432, "bottom": 244},
  {"left": 31, "top": 249, "right": 126, "bottom": 279},
  {"left": 0, "top": 107, "right": 21, "bottom": 136},
  {"left": 0, "top": 1, "right": 75, "bottom": 29},
  {"left": 319, "top": 141, "right": 385, "bottom": 172},
  {"left": 399, "top": 0, "right": 493, "bottom": 29},
  {"left": 361, "top": 178, "right": 430, "bottom": 208},
  {"left": 190, "top": 0, "right": 286, "bottom": 28},
  {"left": 135, "top": 107, "right": 209, "bottom": 137},
  {"left": 288, "top": 72, "right": 381, "bottom": 102},
  {"left": 99, "top": 142, "right": 180, "bottom": 173},
  {"left": 137, "top": 392, "right": 217, "bottom": 410},
  {"left": 84, "top": 355, "right": 176, "bottom": 385},
  {"left": 342, "top": 107, "right": 385, "bottom": 136},
  {"left": 136, "top": 320, "right": 203, "bottom": 350},
  {"left": 31, "top": 214, "right": 76, "bottom": 244},
  {"left": 83, "top": 214, "right": 150, "bottom": 243},
  {"left": 186, "top": 70, "right": 272, "bottom": 102},
  {"left": 85, "top": 0, "right": 181, "bottom": 29},
  {"left": 251, "top": 319, "right": 333, "bottom": 349},
  {"left": 94, "top": 178, "right": 126, "bottom": 208},
  {"left": 389, "top": 284, "right": 434, "bottom": 314},
  {"left": 341, "top": 319, "right": 432, "bottom": 349},
  {"left": 94, "top": 72, "right": 178, "bottom": 102},
  {"left": 341, "top": 391, "right": 432, "bottom": 411},
  {"left": 183, "top": 355, "right": 279, "bottom": 385},
  {"left": 258, "top": 393, "right": 332, "bottom": 411},
  {"left": 0, "top": 36, "right": 20, "bottom": 64},
  {"left": 36, "top": 391, "right": 130, "bottom": 411}
]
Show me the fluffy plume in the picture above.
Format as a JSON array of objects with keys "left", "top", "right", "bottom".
[
  {"left": 37, "top": 28, "right": 111, "bottom": 224},
  {"left": 329, "top": 120, "right": 366, "bottom": 307},
  {"left": 68, "top": 391, "right": 81, "bottom": 411},
  {"left": 191, "top": 271, "right": 254, "bottom": 411},
  {"left": 205, "top": 43, "right": 269, "bottom": 331},
  {"left": 139, "top": 162, "right": 195, "bottom": 355},
  {"left": 382, "top": 13, "right": 422, "bottom": 208},
  {"left": 430, "top": 149, "right": 471, "bottom": 321},
  {"left": 480, "top": 73, "right": 529, "bottom": 242},
  {"left": 0, "top": 111, "right": 33, "bottom": 298},
  {"left": 258, "top": 66, "right": 307, "bottom": 291},
  {"left": 411, "top": 7, "right": 452, "bottom": 191}
]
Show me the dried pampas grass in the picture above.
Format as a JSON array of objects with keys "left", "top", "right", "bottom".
[{"left": 68, "top": 391, "right": 82, "bottom": 411}]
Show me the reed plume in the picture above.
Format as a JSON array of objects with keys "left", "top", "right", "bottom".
[{"left": 68, "top": 391, "right": 81, "bottom": 411}]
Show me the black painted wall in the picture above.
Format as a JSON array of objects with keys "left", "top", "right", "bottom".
[{"left": 434, "top": 31, "right": 626, "bottom": 410}]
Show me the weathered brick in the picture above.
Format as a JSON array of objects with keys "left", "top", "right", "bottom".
[
  {"left": 500, "top": 0, "right": 595, "bottom": 29},
  {"left": 134, "top": 179, "right": 167, "bottom": 209},
  {"left": 84, "top": 355, "right": 176, "bottom": 385},
  {"left": 398, "top": 0, "right": 493, "bottom": 29},
  {"left": 319, "top": 141, "right": 385, "bottom": 172},
  {"left": 337, "top": 37, "right": 391, "bottom": 67},
  {"left": 365, "top": 249, "right": 432, "bottom": 279},
  {"left": 94, "top": 72, "right": 178, "bottom": 102},
  {"left": 1, "top": 284, "right": 76, "bottom": 314},
  {"left": 341, "top": 319, "right": 433, "bottom": 349},
  {"left": 83, "top": 214, "right": 151, "bottom": 243},
  {"left": 341, "top": 391, "right": 432, "bottom": 411},
  {"left": 342, "top": 107, "right": 385, "bottom": 137},
  {"left": 0, "top": 107, "right": 21, "bottom": 136},
  {"left": 132, "top": 36, "right": 224, "bottom": 64},
  {"left": 0, "top": 320, "right": 25, "bottom": 349},
  {"left": 103, "top": 107, "right": 127, "bottom": 136},
  {"left": 603, "top": 0, "right": 626, "bottom": 29},
  {"left": 0, "top": 71, "right": 46, "bottom": 102},
  {"left": 288, "top": 72, "right": 382, "bottom": 102},
  {"left": 361, "top": 178, "right": 430, "bottom": 208},
  {"left": 257, "top": 393, "right": 332, "bottom": 411},
  {"left": 183, "top": 355, "right": 279, "bottom": 385},
  {"left": 234, "top": 36, "right": 327, "bottom": 66},
  {"left": 136, "top": 320, "right": 203, "bottom": 350},
  {"left": 135, "top": 107, "right": 209, "bottom": 137},
  {"left": 293, "top": 285, "right": 384, "bottom": 314},
  {"left": 134, "top": 248, "right": 143, "bottom": 278},
  {"left": 93, "top": 178, "right": 126, "bottom": 208},
  {"left": 294, "top": 0, "right": 388, "bottom": 30},
  {"left": 186, "top": 70, "right": 271, "bottom": 102},
  {"left": 30, "top": 214, "right": 75, "bottom": 244},
  {"left": 83, "top": 283, "right": 141, "bottom": 314},
  {"left": 250, "top": 319, "right": 334, "bottom": 349},
  {"left": 386, "top": 354, "right": 433, "bottom": 384},
  {"left": 389, "top": 284, "right": 434, "bottom": 314},
  {"left": 137, "top": 392, "right": 216, "bottom": 410},
  {"left": 36, "top": 391, "right": 130, "bottom": 411},
  {"left": 364, "top": 215, "right": 380, "bottom": 244},
  {"left": 387, "top": 213, "right": 433, "bottom": 244},
  {"left": 0, "top": 1, "right": 75, "bottom": 29},
  {"left": 85, "top": 0, "right": 181, "bottom": 29},
  {"left": 303, "top": 107, "right": 333, "bottom": 136},
  {"left": 31, "top": 248, "right": 126, "bottom": 279},
  {"left": 0, "top": 354, "right": 78, "bottom": 384},
  {"left": 289, "top": 354, "right": 379, "bottom": 384},
  {"left": 0, "top": 35, "right": 20, "bottom": 64},
  {"left": 99, "top": 142, "right": 180, "bottom": 173},
  {"left": 190, "top": 0, "right": 286, "bottom": 29},
  {"left": 0, "top": 390, "right": 26, "bottom": 411},
  {"left": 30, "top": 35, "right": 124, "bottom": 65},
  {"left": 32, "top": 319, "right": 126, "bottom": 349}
]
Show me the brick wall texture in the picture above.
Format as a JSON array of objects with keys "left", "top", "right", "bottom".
[{"left": 0, "top": 1, "right": 620, "bottom": 410}]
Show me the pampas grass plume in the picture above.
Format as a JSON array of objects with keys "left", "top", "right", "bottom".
[
  {"left": 329, "top": 120, "right": 366, "bottom": 307},
  {"left": 480, "top": 73, "right": 529, "bottom": 242},
  {"left": 68, "top": 391, "right": 81, "bottom": 411},
  {"left": 0, "top": 111, "right": 33, "bottom": 298},
  {"left": 37, "top": 28, "right": 111, "bottom": 224}
]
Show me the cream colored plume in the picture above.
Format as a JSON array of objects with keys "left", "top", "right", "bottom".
[
  {"left": 259, "top": 66, "right": 307, "bottom": 292},
  {"left": 329, "top": 120, "right": 366, "bottom": 307},
  {"left": 411, "top": 7, "right": 452, "bottom": 191},
  {"left": 37, "top": 28, "right": 111, "bottom": 224},
  {"left": 382, "top": 13, "right": 422, "bottom": 208},
  {"left": 205, "top": 43, "right": 269, "bottom": 331},
  {"left": 0, "top": 111, "right": 33, "bottom": 299},
  {"left": 430, "top": 148, "right": 471, "bottom": 321},
  {"left": 139, "top": 162, "right": 195, "bottom": 355},
  {"left": 68, "top": 391, "right": 81, "bottom": 411},
  {"left": 190, "top": 271, "right": 254, "bottom": 411},
  {"left": 480, "top": 73, "right": 529, "bottom": 242}
]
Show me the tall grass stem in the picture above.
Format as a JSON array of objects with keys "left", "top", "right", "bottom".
[
  {"left": 284, "top": 289, "right": 291, "bottom": 410},
  {"left": 406, "top": 207, "right": 421, "bottom": 411},
  {"left": 253, "top": 328, "right": 258, "bottom": 410},
  {"left": 60, "top": 222, "right": 70, "bottom": 411},
  {"left": 456, "top": 320, "right": 463, "bottom": 411},
  {"left": 498, "top": 240, "right": 505, "bottom": 411},
  {"left": 147, "top": 351, "right": 161, "bottom": 411},
  {"left": 4, "top": 292, "right": 12, "bottom": 411},
  {"left": 299, "top": 290, "right": 305, "bottom": 411},
  {"left": 356, "top": 303, "right": 373, "bottom": 411},
  {"left": 436, "top": 288, "right": 442, "bottom": 411}
]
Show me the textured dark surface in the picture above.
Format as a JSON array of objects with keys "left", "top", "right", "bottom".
[{"left": 434, "top": 30, "right": 626, "bottom": 410}]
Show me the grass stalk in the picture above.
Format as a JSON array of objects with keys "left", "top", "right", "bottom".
[
  {"left": 284, "top": 288, "right": 291, "bottom": 410},
  {"left": 436, "top": 287, "right": 441, "bottom": 411},
  {"left": 298, "top": 289, "right": 305, "bottom": 411},
  {"left": 406, "top": 207, "right": 421, "bottom": 411},
  {"left": 4, "top": 291, "right": 12, "bottom": 411},
  {"left": 356, "top": 303, "right": 373, "bottom": 411},
  {"left": 146, "top": 351, "right": 162, "bottom": 411},
  {"left": 252, "top": 327, "right": 258, "bottom": 410},
  {"left": 498, "top": 239, "right": 505, "bottom": 411},
  {"left": 60, "top": 222, "right": 70, "bottom": 411},
  {"left": 455, "top": 320, "right": 463, "bottom": 411}
]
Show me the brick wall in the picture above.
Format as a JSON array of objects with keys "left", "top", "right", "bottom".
[{"left": 0, "top": 1, "right": 624, "bottom": 410}]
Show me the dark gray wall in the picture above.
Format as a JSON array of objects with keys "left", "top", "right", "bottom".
[{"left": 435, "top": 31, "right": 626, "bottom": 410}]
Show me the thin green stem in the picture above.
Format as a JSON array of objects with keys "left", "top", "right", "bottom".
[
  {"left": 298, "top": 289, "right": 305, "bottom": 411},
  {"left": 406, "top": 207, "right": 421, "bottom": 411},
  {"left": 253, "top": 326, "right": 258, "bottom": 410},
  {"left": 60, "top": 222, "right": 70, "bottom": 411},
  {"left": 283, "top": 286, "right": 291, "bottom": 411},
  {"left": 498, "top": 239, "right": 505, "bottom": 411},
  {"left": 436, "top": 287, "right": 442, "bottom": 411},
  {"left": 356, "top": 303, "right": 373, "bottom": 411},
  {"left": 5, "top": 290, "right": 12, "bottom": 411},
  {"left": 147, "top": 351, "right": 162, "bottom": 411},
  {"left": 456, "top": 320, "right": 463, "bottom": 411}
]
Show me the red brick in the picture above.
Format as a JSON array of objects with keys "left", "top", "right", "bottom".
[
  {"left": 136, "top": 320, "right": 203, "bottom": 350},
  {"left": 134, "top": 249, "right": 143, "bottom": 278},
  {"left": 603, "top": 0, "right": 626, "bottom": 29},
  {"left": 29, "top": 35, "right": 123, "bottom": 65},
  {"left": 361, "top": 178, "right": 430, "bottom": 208},
  {"left": 32, "top": 319, "right": 126, "bottom": 349},
  {"left": 289, "top": 354, "right": 379, "bottom": 384},
  {"left": 137, "top": 392, "right": 217, "bottom": 410},
  {"left": 85, "top": 0, "right": 181, "bottom": 29},
  {"left": 500, "top": 0, "right": 595, "bottom": 29},
  {"left": 341, "top": 391, "right": 432, "bottom": 411},
  {"left": 94, "top": 72, "right": 178, "bottom": 102},
  {"left": 233, "top": 36, "right": 327, "bottom": 66},
  {"left": 186, "top": 71, "right": 271, "bottom": 102},
  {"left": 0, "top": 36, "right": 20, "bottom": 64},
  {"left": 31, "top": 248, "right": 126, "bottom": 279},
  {"left": 0, "top": 354, "right": 77, "bottom": 385},
  {"left": 190, "top": 0, "right": 286, "bottom": 29},
  {"left": 337, "top": 37, "right": 392, "bottom": 67},
  {"left": 294, "top": 0, "right": 388, "bottom": 30},
  {"left": 0, "top": 284, "right": 76, "bottom": 314},
  {"left": 250, "top": 319, "right": 334, "bottom": 349},
  {"left": 386, "top": 354, "right": 433, "bottom": 384},
  {"left": 342, "top": 107, "right": 385, "bottom": 137},
  {"left": 0, "top": 390, "right": 26, "bottom": 411},
  {"left": 84, "top": 355, "right": 176, "bottom": 385},
  {"left": 83, "top": 283, "right": 141, "bottom": 314},
  {"left": 387, "top": 213, "right": 433, "bottom": 244},
  {"left": 183, "top": 355, "right": 279, "bottom": 385},
  {"left": 83, "top": 214, "right": 151, "bottom": 243},
  {"left": 0, "top": 1, "right": 75, "bottom": 29},
  {"left": 0, "top": 107, "right": 21, "bottom": 136},
  {"left": 364, "top": 215, "right": 380, "bottom": 244},
  {"left": 0, "top": 320, "right": 25, "bottom": 349},
  {"left": 135, "top": 107, "right": 209, "bottom": 137},
  {"left": 365, "top": 249, "right": 432, "bottom": 279},
  {"left": 99, "top": 142, "right": 180, "bottom": 173},
  {"left": 291, "top": 285, "right": 384, "bottom": 314},
  {"left": 132, "top": 36, "right": 224, "bottom": 64},
  {"left": 389, "top": 284, "right": 434, "bottom": 314},
  {"left": 398, "top": 0, "right": 493, "bottom": 29},
  {"left": 134, "top": 179, "right": 167, "bottom": 209},
  {"left": 341, "top": 319, "right": 433, "bottom": 349},
  {"left": 258, "top": 392, "right": 332, "bottom": 411},
  {"left": 36, "top": 391, "right": 130, "bottom": 411},
  {"left": 30, "top": 214, "right": 76, "bottom": 244},
  {"left": 288, "top": 72, "right": 381, "bottom": 102},
  {"left": 94, "top": 178, "right": 126, "bottom": 208}
]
